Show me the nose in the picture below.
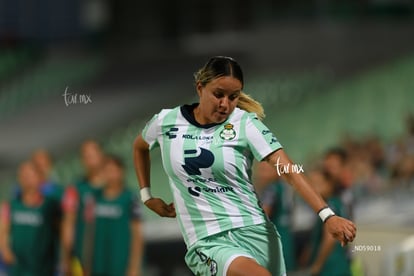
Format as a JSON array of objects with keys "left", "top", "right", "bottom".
[{"left": 219, "top": 97, "right": 230, "bottom": 110}]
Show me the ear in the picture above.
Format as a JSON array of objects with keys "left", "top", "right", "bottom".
[{"left": 196, "top": 82, "right": 203, "bottom": 97}]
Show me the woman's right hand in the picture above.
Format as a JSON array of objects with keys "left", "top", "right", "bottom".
[{"left": 145, "top": 198, "right": 176, "bottom": 218}]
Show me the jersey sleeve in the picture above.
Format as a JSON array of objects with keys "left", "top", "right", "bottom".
[
  {"left": 245, "top": 113, "right": 283, "bottom": 161},
  {"left": 0, "top": 202, "right": 10, "bottom": 225},
  {"left": 142, "top": 113, "right": 161, "bottom": 150},
  {"left": 61, "top": 185, "right": 79, "bottom": 213}
]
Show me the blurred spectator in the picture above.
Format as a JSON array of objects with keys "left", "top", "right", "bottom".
[
  {"left": 0, "top": 161, "right": 60, "bottom": 276},
  {"left": 256, "top": 161, "right": 296, "bottom": 272},
  {"left": 61, "top": 140, "right": 106, "bottom": 275},
  {"left": 343, "top": 136, "right": 387, "bottom": 198},
  {"left": 323, "top": 147, "right": 354, "bottom": 219},
  {"left": 12, "top": 149, "right": 64, "bottom": 201},
  {"left": 31, "top": 149, "right": 64, "bottom": 201},
  {"left": 91, "top": 155, "right": 143, "bottom": 276},
  {"left": 403, "top": 114, "right": 414, "bottom": 155},
  {"left": 323, "top": 147, "right": 353, "bottom": 189},
  {"left": 387, "top": 114, "right": 414, "bottom": 188},
  {"left": 306, "top": 169, "right": 352, "bottom": 276}
]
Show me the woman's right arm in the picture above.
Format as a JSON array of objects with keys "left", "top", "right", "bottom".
[
  {"left": 0, "top": 202, "right": 15, "bottom": 265},
  {"left": 133, "top": 135, "right": 176, "bottom": 218},
  {"left": 60, "top": 186, "right": 79, "bottom": 275}
]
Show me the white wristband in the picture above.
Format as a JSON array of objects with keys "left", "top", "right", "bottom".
[
  {"left": 140, "top": 187, "right": 153, "bottom": 203},
  {"left": 318, "top": 207, "right": 335, "bottom": 223}
]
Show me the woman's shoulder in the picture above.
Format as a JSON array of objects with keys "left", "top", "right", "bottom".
[
  {"left": 151, "top": 106, "right": 181, "bottom": 120},
  {"left": 231, "top": 107, "right": 260, "bottom": 121}
]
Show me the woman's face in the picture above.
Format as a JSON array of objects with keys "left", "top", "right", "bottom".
[
  {"left": 196, "top": 76, "right": 242, "bottom": 124},
  {"left": 104, "top": 161, "right": 123, "bottom": 185},
  {"left": 81, "top": 142, "right": 104, "bottom": 171},
  {"left": 18, "top": 163, "right": 41, "bottom": 192}
]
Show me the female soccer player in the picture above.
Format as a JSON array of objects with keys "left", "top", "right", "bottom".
[
  {"left": 0, "top": 161, "right": 60, "bottom": 276},
  {"left": 91, "top": 156, "right": 143, "bottom": 276},
  {"left": 133, "top": 56, "right": 356, "bottom": 276},
  {"left": 61, "top": 140, "right": 106, "bottom": 275}
]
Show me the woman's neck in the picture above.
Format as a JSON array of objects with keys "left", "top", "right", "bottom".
[
  {"left": 193, "top": 105, "right": 209, "bottom": 125},
  {"left": 104, "top": 183, "right": 123, "bottom": 199},
  {"left": 87, "top": 169, "right": 104, "bottom": 187},
  {"left": 22, "top": 191, "right": 43, "bottom": 207}
]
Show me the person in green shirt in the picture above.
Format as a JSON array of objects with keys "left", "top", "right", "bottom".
[
  {"left": 307, "top": 169, "right": 352, "bottom": 276},
  {"left": 31, "top": 149, "right": 64, "bottom": 202},
  {"left": 257, "top": 161, "right": 296, "bottom": 272},
  {"left": 0, "top": 161, "right": 60, "bottom": 276},
  {"left": 61, "top": 140, "right": 106, "bottom": 275},
  {"left": 91, "top": 155, "right": 144, "bottom": 276},
  {"left": 12, "top": 149, "right": 64, "bottom": 202}
]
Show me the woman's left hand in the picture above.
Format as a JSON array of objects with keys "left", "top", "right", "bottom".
[
  {"left": 325, "top": 215, "right": 356, "bottom": 246},
  {"left": 145, "top": 198, "right": 176, "bottom": 218}
]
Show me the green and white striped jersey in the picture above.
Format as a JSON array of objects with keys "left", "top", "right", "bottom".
[{"left": 142, "top": 103, "right": 282, "bottom": 247}]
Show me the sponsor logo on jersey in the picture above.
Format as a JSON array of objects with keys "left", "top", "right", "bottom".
[
  {"left": 195, "top": 249, "right": 218, "bottom": 276},
  {"left": 187, "top": 176, "right": 217, "bottom": 183},
  {"left": 182, "top": 148, "right": 215, "bottom": 175},
  {"left": 12, "top": 211, "right": 43, "bottom": 226},
  {"left": 188, "top": 186, "right": 202, "bottom": 197},
  {"left": 166, "top": 127, "right": 179, "bottom": 139},
  {"left": 188, "top": 186, "right": 234, "bottom": 197},
  {"left": 219, "top": 123, "right": 236, "bottom": 140},
  {"left": 95, "top": 204, "right": 123, "bottom": 218},
  {"left": 182, "top": 134, "right": 214, "bottom": 141},
  {"left": 262, "top": 129, "right": 278, "bottom": 144}
]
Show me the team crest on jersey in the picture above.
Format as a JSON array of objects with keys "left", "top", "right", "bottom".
[
  {"left": 195, "top": 249, "right": 218, "bottom": 276},
  {"left": 219, "top": 123, "right": 236, "bottom": 140}
]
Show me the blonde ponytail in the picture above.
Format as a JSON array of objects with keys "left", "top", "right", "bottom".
[{"left": 237, "top": 92, "right": 265, "bottom": 120}]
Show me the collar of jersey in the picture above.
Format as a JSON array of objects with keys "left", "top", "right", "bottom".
[{"left": 180, "top": 103, "right": 225, "bottom": 129}]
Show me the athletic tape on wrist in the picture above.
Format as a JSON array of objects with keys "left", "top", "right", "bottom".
[
  {"left": 318, "top": 207, "right": 335, "bottom": 223},
  {"left": 140, "top": 187, "right": 153, "bottom": 203}
]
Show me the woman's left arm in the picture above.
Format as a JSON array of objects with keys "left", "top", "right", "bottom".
[{"left": 264, "top": 149, "right": 356, "bottom": 246}]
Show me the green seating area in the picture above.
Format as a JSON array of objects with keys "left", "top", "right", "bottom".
[
  {"left": 258, "top": 54, "right": 414, "bottom": 162},
  {"left": 0, "top": 47, "right": 35, "bottom": 83},
  {"left": 0, "top": 52, "right": 104, "bottom": 118}
]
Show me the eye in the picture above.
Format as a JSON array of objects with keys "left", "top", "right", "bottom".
[
  {"left": 228, "top": 93, "right": 240, "bottom": 101},
  {"left": 213, "top": 91, "right": 224, "bottom": 99}
]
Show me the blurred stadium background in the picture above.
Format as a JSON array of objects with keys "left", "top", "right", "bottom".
[{"left": 1, "top": 1, "right": 414, "bottom": 275}]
